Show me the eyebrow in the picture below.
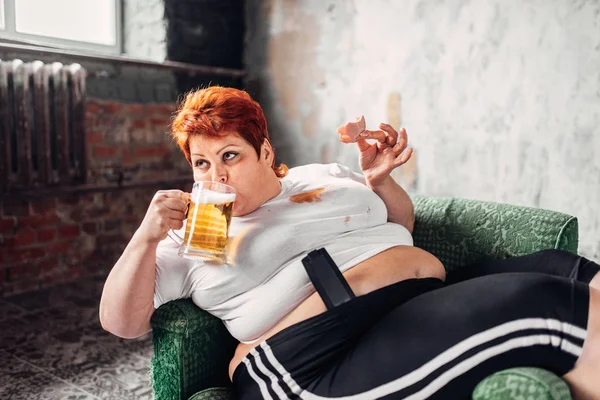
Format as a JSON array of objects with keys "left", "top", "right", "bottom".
[{"left": 191, "top": 144, "right": 239, "bottom": 158}]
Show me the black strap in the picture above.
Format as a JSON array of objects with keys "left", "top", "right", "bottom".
[{"left": 302, "top": 248, "right": 356, "bottom": 309}]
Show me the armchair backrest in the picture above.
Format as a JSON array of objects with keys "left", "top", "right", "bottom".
[{"left": 412, "top": 195, "right": 578, "bottom": 272}]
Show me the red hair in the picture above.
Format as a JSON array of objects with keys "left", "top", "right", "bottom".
[{"left": 170, "top": 86, "right": 288, "bottom": 178}]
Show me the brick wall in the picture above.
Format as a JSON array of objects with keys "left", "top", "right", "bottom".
[
  {"left": 85, "top": 100, "right": 189, "bottom": 184},
  {"left": 0, "top": 99, "right": 192, "bottom": 296}
]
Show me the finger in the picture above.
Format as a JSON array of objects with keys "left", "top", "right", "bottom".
[
  {"left": 163, "top": 197, "right": 189, "bottom": 213},
  {"left": 173, "top": 190, "right": 191, "bottom": 204},
  {"left": 166, "top": 217, "right": 184, "bottom": 231},
  {"left": 359, "top": 129, "right": 388, "bottom": 144},
  {"left": 163, "top": 208, "right": 187, "bottom": 221},
  {"left": 156, "top": 190, "right": 191, "bottom": 206},
  {"left": 392, "top": 140, "right": 406, "bottom": 156},
  {"left": 355, "top": 138, "right": 371, "bottom": 152},
  {"left": 379, "top": 123, "right": 398, "bottom": 146},
  {"left": 392, "top": 148, "right": 414, "bottom": 168},
  {"left": 397, "top": 127, "right": 408, "bottom": 150}
]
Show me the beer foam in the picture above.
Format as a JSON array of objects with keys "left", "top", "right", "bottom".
[{"left": 192, "top": 188, "right": 236, "bottom": 204}]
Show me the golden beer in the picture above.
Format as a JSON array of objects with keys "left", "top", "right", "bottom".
[
  {"left": 170, "top": 181, "right": 236, "bottom": 262},
  {"left": 183, "top": 200, "right": 234, "bottom": 256}
]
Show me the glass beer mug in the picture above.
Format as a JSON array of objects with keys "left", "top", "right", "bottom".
[{"left": 168, "top": 181, "right": 236, "bottom": 263}]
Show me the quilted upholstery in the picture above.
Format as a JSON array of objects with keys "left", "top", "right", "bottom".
[
  {"left": 150, "top": 196, "right": 578, "bottom": 400},
  {"left": 188, "top": 387, "right": 234, "bottom": 400},
  {"left": 150, "top": 300, "right": 238, "bottom": 400},
  {"left": 411, "top": 195, "right": 578, "bottom": 271},
  {"left": 473, "top": 368, "right": 572, "bottom": 400}
]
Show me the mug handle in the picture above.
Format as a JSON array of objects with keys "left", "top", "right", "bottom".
[
  {"left": 167, "top": 229, "right": 184, "bottom": 246},
  {"left": 167, "top": 198, "right": 190, "bottom": 245}
]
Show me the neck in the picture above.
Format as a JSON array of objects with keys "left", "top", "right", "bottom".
[{"left": 262, "top": 171, "right": 282, "bottom": 203}]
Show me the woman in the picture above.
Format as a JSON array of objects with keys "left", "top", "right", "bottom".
[{"left": 100, "top": 86, "right": 600, "bottom": 399}]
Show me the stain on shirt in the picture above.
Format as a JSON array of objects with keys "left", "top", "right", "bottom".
[{"left": 289, "top": 188, "right": 325, "bottom": 203}]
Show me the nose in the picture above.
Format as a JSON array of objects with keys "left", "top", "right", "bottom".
[{"left": 211, "top": 166, "right": 227, "bottom": 184}]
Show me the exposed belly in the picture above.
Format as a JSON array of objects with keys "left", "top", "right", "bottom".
[{"left": 228, "top": 245, "right": 445, "bottom": 380}]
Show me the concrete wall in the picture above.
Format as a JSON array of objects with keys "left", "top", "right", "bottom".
[
  {"left": 245, "top": 0, "right": 600, "bottom": 259},
  {"left": 124, "top": 0, "right": 167, "bottom": 61}
]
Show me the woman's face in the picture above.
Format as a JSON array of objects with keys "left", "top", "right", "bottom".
[{"left": 188, "top": 131, "right": 276, "bottom": 217}]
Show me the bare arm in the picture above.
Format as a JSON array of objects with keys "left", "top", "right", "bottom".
[
  {"left": 99, "top": 232, "right": 159, "bottom": 338},
  {"left": 370, "top": 176, "right": 415, "bottom": 233},
  {"left": 99, "top": 190, "right": 188, "bottom": 339}
]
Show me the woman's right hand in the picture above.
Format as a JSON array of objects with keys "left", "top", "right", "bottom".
[{"left": 137, "top": 190, "right": 190, "bottom": 244}]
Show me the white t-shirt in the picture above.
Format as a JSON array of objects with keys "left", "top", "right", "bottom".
[{"left": 154, "top": 163, "right": 413, "bottom": 343}]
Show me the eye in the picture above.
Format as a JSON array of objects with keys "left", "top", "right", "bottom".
[
  {"left": 223, "top": 151, "right": 238, "bottom": 161},
  {"left": 194, "top": 159, "right": 209, "bottom": 169}
]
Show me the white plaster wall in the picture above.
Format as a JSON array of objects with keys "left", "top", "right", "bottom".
[
  {"left": 246, "top": 0, "right": 600, "bottom": 259},
  {"left": 123, "top": 0, "right": 167, "bottom": 61}
]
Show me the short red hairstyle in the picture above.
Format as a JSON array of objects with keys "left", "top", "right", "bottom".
[{"left": 170, "top": 86, "right": 288, "bottom": 178}]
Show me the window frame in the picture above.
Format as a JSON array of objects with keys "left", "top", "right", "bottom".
[{"left": 0, "top": 0, "right": 122, "bottom": 54}]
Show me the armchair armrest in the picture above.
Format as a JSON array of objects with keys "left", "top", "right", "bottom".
[
  {"left": 411, "top": 195, "right": 578, "bottom": 271},
  {"left": 473, "top": 367, "right": 572, "bottom": 400},
  {"left": 150, "top": 299, "right": 238, "bottom": 400}
]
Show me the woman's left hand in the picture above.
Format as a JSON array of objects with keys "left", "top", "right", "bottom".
[{"left": 356, "top": 123, "right": 413, "bottom": 188}]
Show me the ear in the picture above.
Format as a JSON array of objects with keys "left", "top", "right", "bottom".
[{"left": 261, "top": 139, "right": 275, "bottom": 165}]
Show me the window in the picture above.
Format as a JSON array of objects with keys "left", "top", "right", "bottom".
[{"left": 0, "top": 0, "right": 122, "bottom": 54}]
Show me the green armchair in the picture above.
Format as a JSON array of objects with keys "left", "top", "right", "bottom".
[{"left": 150, "top": 195, "right": 578, "bottom": 400}]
